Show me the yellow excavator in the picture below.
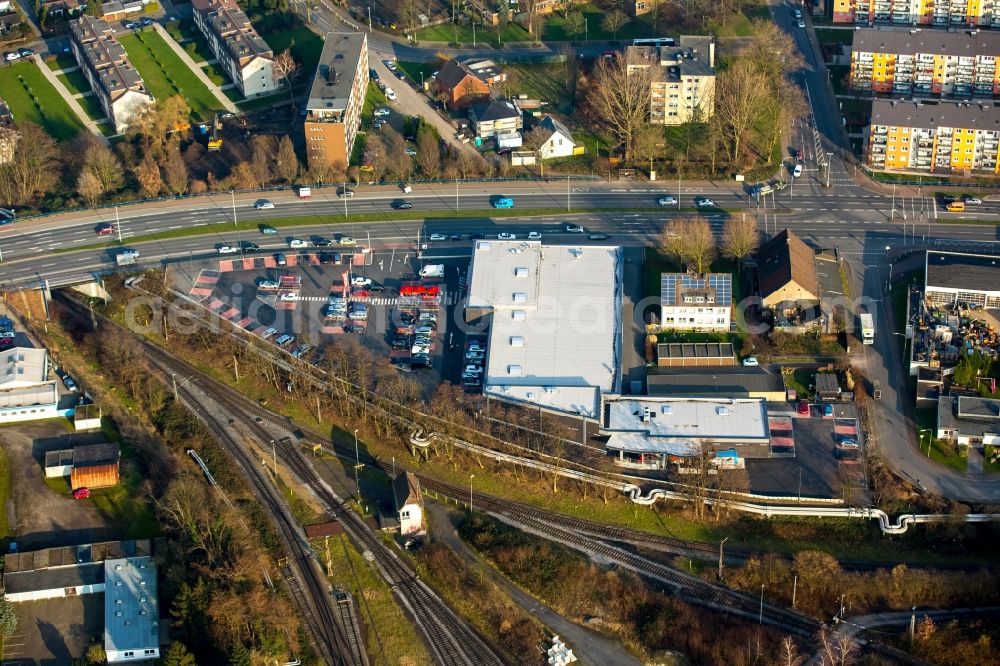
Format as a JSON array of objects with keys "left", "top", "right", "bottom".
[{"left": 207, "top": 113, "right": 223, "bottom": 151}]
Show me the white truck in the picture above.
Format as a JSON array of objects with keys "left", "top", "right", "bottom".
[
  {"left": 860, "top": 311, "right": 875, "bottom": 345},
  {"left": 116, "top": 249, "right": 139, "bottom": 266},
  {"left": 419, "top": 264, "right": 444, "bottom": 279}
]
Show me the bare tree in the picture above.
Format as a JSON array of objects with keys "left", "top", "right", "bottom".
[
  {"left": 714, "top": 58, "right": 769, "bottom": 165},
  {"left": 226, "top": 162, "right": 257, "bottom": 190},
  {"left": 160, "top": 147, "right": 189, "bottom": 194},
  {"left": 76, "top": 168, "right": 104, "bottom": 206},
  {"left": 249, "top": 135, "right": 275, "bottom": 187},
  {"left": 633, "top": 124, "right": 662, "bottom": 174},
  {"left": 0, "top": 122, "right": 60, "bottom": 206},
  {"left": 416, "top": 130, "right": 441, "bottom": 177},
  {"left": 721, "top": 214, "right": 759, "bottom": 262},
  {"left": 742, "top": 19, "right": 804, "bottom": 79},
  {"left": 816, "top": 626, "right": 856, "bottom": 666},
  {"left": 363, "top": 135, "right": 388, "bottom": 182},
  {"left": 134, "top": 154, "right": 162, "bottom": 197},
  {"left": 585, "top": 52, "right": 650, "bottom": 160},
  {"left": 82, "top": 140, "right": 124, "bottom": 193},
  {"left": 660, "top": 217, "right": 716, "bottom": 272},
  {"left": 128, "top": 96, "right": 191, "bottom": 157},
  {"left": 564, "top": 10, "right": 585, "bottom": 39},
  {"left": 601, "top": 9, "right": 628, "bottom": 40},
  {"left": 274, "top": 136, "right": 299, "bottom": 184},
  {"left": 521, "top": 126, "right": 550, "bottom": 177},
  {"left": 272, "top": 49, "right": 299, "bottom": 108},
  {"left": 780, "top": 636, "right": 803, "bottom": 666}
]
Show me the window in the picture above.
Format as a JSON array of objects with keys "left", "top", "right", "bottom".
[
  {"left": 400, "top": 510, "right": 410, "bottom": 519},
  {"left": 124, "top": 651, "right": 133, "bottom": 657}
]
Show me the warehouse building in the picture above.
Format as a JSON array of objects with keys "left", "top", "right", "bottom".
[
  {"left": 937, "top": 395, "right": 1000, "bottom": 446},
  {"left": 924, "top": 250, "right": 1000, "bottom": 308},
  {"left": 104, "top": 556, "right": 160, "bottom": 662},
  {"left": 601, "top": 395, "right": 770, "bottom": 468},
  {"left": 465, "top": 240, "right": 622, "bottom": 418},
  {"left": 865, "top": 100, "right": 1000, "bottom": 174},
  {"left": 647, "top": 369, "right": 786, "bottom": 402},
  {"left": 0, "top": 346, "right": 64, "bottom": 424}
]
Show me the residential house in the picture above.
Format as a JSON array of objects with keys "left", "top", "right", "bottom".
[
  {"left": 69, "top": 15, "right": 154, "bottom": 133},
  {"left": 937, "top": 395, "right": 1000, "bottom": 446},
  {"left": 41, "top": 0, "right": 85, "bottom": 17},
  {"left": 469, "top": 98, "right": 522, "bottom": 139},
  {"left": 0, "top": 0, "right": 11, "bottom": 12},
  {"left": 192, "top": 0, "right": 276, "bottom": 98},
  {"left": 626, "top": 35, "right": 716, "bottom": 125},
  {"left": 865, "top": 100, "right": 1000, "bottom": 175},
  {"left": 392, "top": 471, "right": 425, "bottom": 538},
  {"left": 303, "top": 33, "right": 368, "bottom": 170},
  {"left": 533, "top": 115, "right": 579, "bottom": 159},
  {"left": 756, "top": 229, "right": 819, "bottom": 312},
  {"left": 100, "top": 0, "right": 143, "bottom": 21},
  {"left": 659, "top": 272, "right": 732, "bottom": 331},
  {"left": 850, "top": 29, "right": 1000, "bottom": 97},
  {"left": 435, "top": 58, "right": 505, "bottom": 109}
]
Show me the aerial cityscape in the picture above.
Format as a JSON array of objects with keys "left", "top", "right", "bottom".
[{"left": 0, "top": 0, "right": 998, "bottom": 662}]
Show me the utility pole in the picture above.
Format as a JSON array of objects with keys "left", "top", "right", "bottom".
[
  {"left": 367, "top": 5, "right": 372, "bottom": 32},
  {"left": 891, "top": 183, "right": 896, "bottom": 221},
  {"left": 909, "top": 606, "right": 916, "bottom": 643},
  {"left": 759, "top": 585, "right": 764, "bottom": 625},
  {"left": 115, "top": 205, "right": 123, "bottom": 243},
  {"left": 566, "top": 175, "right": 571, "bottom": 212},
  {"left": 271, "top": 439, "right": 277, "bottom": 477},
  {"left": 470, "top": 474, "right": 475, "bottom": 513},
  {"left": 792, "top": 575, "right": 798, "bottom": 608},
  {"left": 343, "top": 181, "right": 348, "bottom": 219},
  {"left": 233, "top": 354, "right": 239, "bottom": 380},
  {"left": 172, "top": 373, "right": 178, "bottom": 400},
  {"left": 718, "top": 537, "right": 728, "bottom": 581}
]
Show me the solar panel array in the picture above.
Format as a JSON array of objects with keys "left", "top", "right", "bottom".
[{"left": 660, "top": 273, "right": 732, "bottom": 306}]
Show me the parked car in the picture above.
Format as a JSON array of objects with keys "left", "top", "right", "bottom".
[
  {"left": 404, "top": 147, "right": 417, "bottom": 156},
  {"left": 124, "top": 21, "right": 139, "bottom": 29},
  {"left": 369, "top": 68, "right": 379, "bottom": 81},
  {"left": 96, "top": 223, "right": 115, "bottom": 236},
  {"left": 217, "top": 244, "right": 238, "bottom": 254},
  {"left": 798, "top": 402, "right": 810, "bottom": 416},
  {"left": 3, "top": 52, "right": 21, "bottom": 62},
  {"left": 319, "top": 252, "right": 334, "bottom": 264},
  {"left": 73, "top": 487, "right": 91, "bottom": 499},
  {"left": 254, "top": 199, "right": 274, "bottom": 210},
  {"left": 797, "top": 18, "right": 806, "bottom": 27},
  {"left": 261, "top": 327, "right": 278, "bottom": 339},
  {"left": 374, "top": 107, "right": 391, "bottom": 117},
  {"left": 384, "top": 59, "right": 396, "bottom": 70},
  {"left": 498, "top": 232, "right": 516, "bottom": 240},
  {"left": 823, "top": 403, "right": 834, "bottom": 417},
  {"left": 658, "top": 196, "right": 678, "bottom": 206},
  {"left": 61, "top": 374, "right": 78, "bottom": 391},
  {"left": 275, "top": 253, "right": 286, "bottom": 265},
  {"left": 528, "top": 231, "right": 542, "bottom": 240},
  {"left": 279, "top": 292, "right": 298, "bottom": 302},
  {"left": 351, "top": 276, "right": 372, "bottom": 286},
  {"left": 257, "top": 280, "right": 278, "bottom": 289},
  {"left": 275, "top": 333, "right": 296, "bottom": 346},
  {"left": 385, "top": 88, "right": 397, "bottom": 101},
  {"left": 742, "top": 356, "right": 759, "bottom": 367},
  {"left": 18, "top": 47, "right": 34, "bottom": 57},
  {"left": 140, "top": 17, "right": 154, "bottom": 26}
]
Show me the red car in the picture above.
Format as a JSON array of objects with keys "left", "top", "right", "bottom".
[
  {"left": 72, "top": 487, "right": 91, "bottom": 499},
  {"left": 352, "top": 289, "right": 371, "bottom": 299},
  {"left": 797, "top": 402, "right": 810, "bottom": 416},
  {"left": 95, "top": 223, "right": 114, "bottom": 236}
]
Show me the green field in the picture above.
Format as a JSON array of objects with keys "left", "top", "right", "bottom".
[
  {"left": 506, "top": 62, "right": 574, "bottom": 107},
  {"left": 119, "top": 31, "right": 224, "bottom": 121},
  {"left": 164, "top": 18, "right": 218, "bottom": 64},
  {"left": 46, "top": 53, "right": 78, "bottom": 71},
  {"left": 0, "top": 61, "right": 86, "bottom": 140},
  {"left": 57, "top": 68, "right": 91, "bottom": 96}
]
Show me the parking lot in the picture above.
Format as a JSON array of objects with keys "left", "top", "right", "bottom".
[
  {"left": 746, "top": 401, "right": 867, "bottom": 501},
  {"left": 3, "top": 594, "right": 104, "bottom": 665}
]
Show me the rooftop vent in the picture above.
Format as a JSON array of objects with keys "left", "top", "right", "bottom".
[
  {"left": 512, "top": 292, "right": 527, "bottom": 303},
  {"left": 661, "top": 405, "right": 673, "bottom": 415},
  {"left": 507, "top": 365, "right": 522, "bottom": 376},
  {"left": 512, "top": 310, "right": 526, "bottom": 320},
  {"left": 716, "top": 406, "right": 730, "bottom": 416},
  {"left": 510, "top": 336, "right": 524, "bottom": 347},
  {"left": 514, "top": 267, "right": 528, "bottom": 277}
]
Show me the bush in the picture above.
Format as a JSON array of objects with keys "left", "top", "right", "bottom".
[{"left": 144, "top": 1, "right": 160, "bottom": 13}]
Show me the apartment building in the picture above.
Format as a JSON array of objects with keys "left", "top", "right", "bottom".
[
  {"left": 850, "top": 29, "right": 1000, "bottom": 97},
  {"left": 192, "top": 0, "right": 275, "bottom": 98},
  {"left": 69, "top": 15, "right": 154, "bottom": 133},
  {"left": 626, "top": 36, "right": 715, "bottom": 125},
  {"left": 660, "top": 272, "right": 732, "bottom": 331},
  {"left": 865, "top": 99, "right": 1000, "bottom": 173},
  {"left": 833, "top": 0, "right": 1000, "bottom": 26},
  {"left": 303, "top": 33, "right": 368, "bottom": 170}
]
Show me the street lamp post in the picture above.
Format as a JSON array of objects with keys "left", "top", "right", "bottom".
[
  {"left": 918, "top": 428, "right": 932, "bottom": 457},
  {"left": 470, "top": 474, "right": 475, "bottom": 514},
  {"left": 718, "top": 537, "right": 728, "bottom": 581},
  {"left": 584, "top": 18, "right": 588, "bottom": 42}
]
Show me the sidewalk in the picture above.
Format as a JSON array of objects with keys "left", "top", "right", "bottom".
[
  {"left": 152, "top": 22, "right": 238, "bottom": 114},
  {"left": 426, "top": 502, "right": 642, "bottom": 666},
  {"left": 31, "top": 56, "right": 111, "bottom": 145}
]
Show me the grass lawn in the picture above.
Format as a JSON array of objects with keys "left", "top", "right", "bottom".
[
  {"left": 76, "top": 95, "right": 104, "bottom": 121},
  {"left": 165, "top": 19, "right": 218, "bottom": 65},
  {"left": 201, "top": 63, "right": 227, "bottom": 87},
  {"left": 506, "top": 62, "right": 574, "bottom": 109},
  {"left": 395, "top": 61, "right": 436, "bottom": 88},
  {"left": 417, "top": 20, "right": 531, "bottom": 45},
  {"left": 314, "top": 534, "right": 433, "bottom": 665},
  {"left": 119, "top": 31, "right": 224, "bottom": 121},
  {"left": 261, "top": 27, "right": 325, "bottom": 82},
  {"left": 0, "top": 61, "right": 85, "bottom": 140},
  {"left": 816, "top": 27, "right": 852, "bottom": 46},
  {"left": 829, "top": 64, "right": 850, "bottom": 96},
  {"left": 914, "top": 407, "right": 967, "bottom": 471},
  {"left": 57, "top": 68, "right": 91, "bottom": 96},
  {"left": 46, "top": 53, "right": 78, "bottom": 71},
  {"left": 984, "top": 445, "right": 1000, "bottom": 474}
]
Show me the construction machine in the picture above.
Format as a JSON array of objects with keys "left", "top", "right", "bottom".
[{"left": 207, "top": 112, "right": 223, "bottom": 151}]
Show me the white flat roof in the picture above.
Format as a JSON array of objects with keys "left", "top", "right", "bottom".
[
  {"left": 0, "top": 347, "right": 48, "bottom": 388},
  {"left": 104, "top": 556, "right": 159, "bottom": 659},
  {"left": 468, "top": 241, "right": 622, "bottom": 417},
  {"left": 603, "top": 396, "right": 769, "bottom": 454}
]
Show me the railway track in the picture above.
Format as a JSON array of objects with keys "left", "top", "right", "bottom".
[
  {"left": 168, "top": 370, "right": 364, "bottom": 666},
  {"left": 138, "top": 340, "right": 504, "bottom": 666}
]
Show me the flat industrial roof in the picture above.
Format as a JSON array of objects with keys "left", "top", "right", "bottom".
[
  {"left": 469, "top": 241, "right": 622, "bottom": 417},
  {"left": 602, "top": 396, "right": 769, "bottom": 454},
  {"left": 926, "top": 250, "right": 1000, "bottom": 295},
  {"left": 647, "top": 369, "right": 785, "bottom": 395},
  {"left": 305, "top": 33, "right": 367, "bottom": 114},
  {"left": 3, "top": 562, "right": 103, "bottom": 594},
  {"left": 105, "top": 557, "right": 159, "bottom": 656}
]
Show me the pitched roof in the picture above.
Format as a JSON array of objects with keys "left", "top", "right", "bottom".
[
  {"left": 436, "top": 58, "right": 475, "bottom": 90},
  {"left": 392, "top": 472, "right": 422, "bottom": 510},
  {"left": 757, "top": 229, "right": 819, "bottom": 301},
  {"left": 870, "top": 99, "right": 1000, "bottom": 131},
  {"left": 660, "top": 272, "right": 732, "bottom": 307},
  {"left": 538, "top": 115, "right": 575, "bottom": 143},
  {"left": 471, "top": 99, "right": 521, "bottom": 123}
]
